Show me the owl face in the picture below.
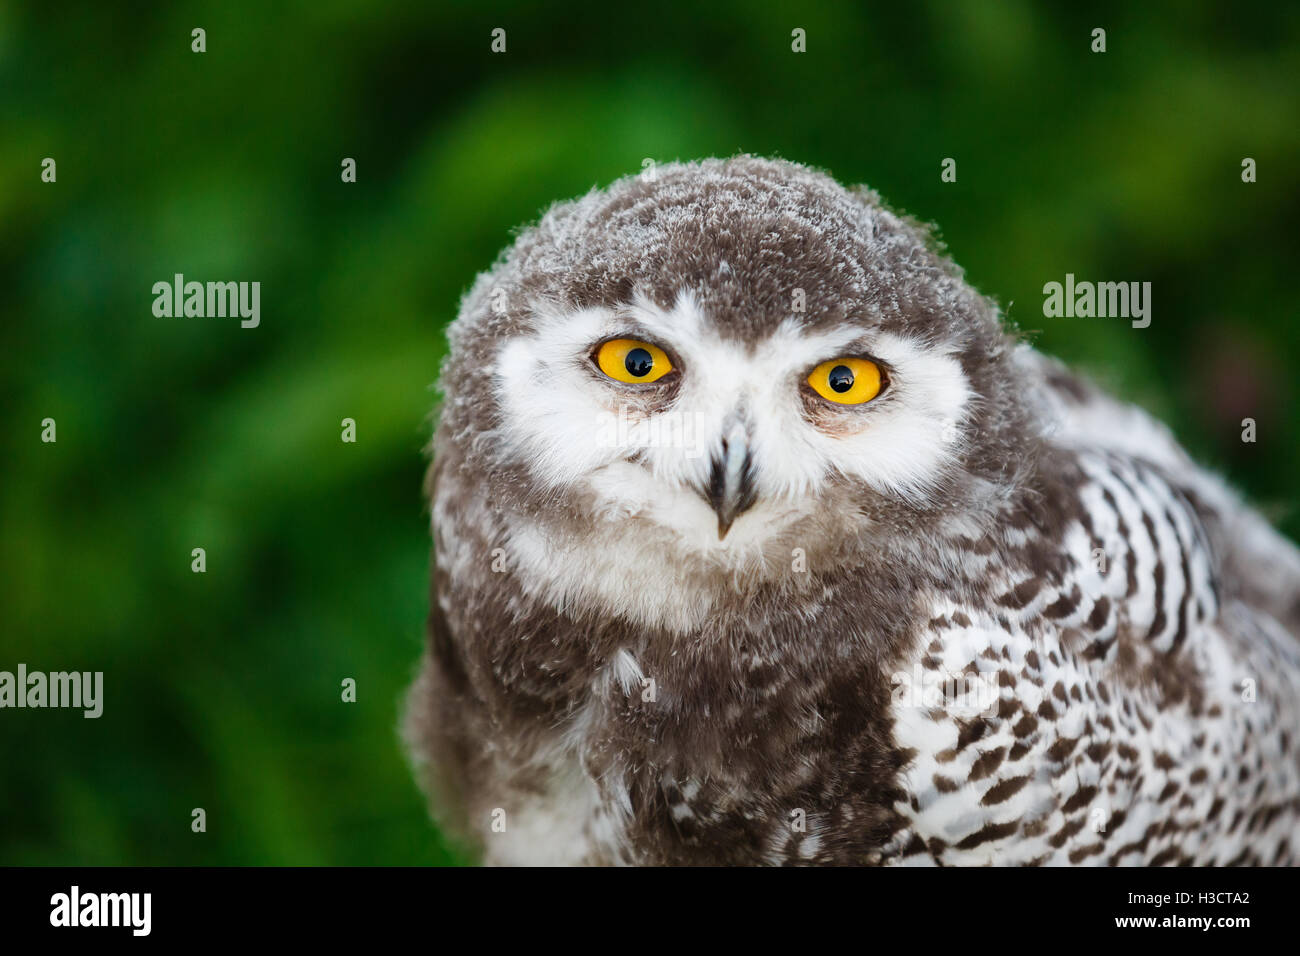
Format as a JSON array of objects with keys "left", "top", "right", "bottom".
[
  {"left": 491, "top": 288, "right": 974, "bottom": 556},
  {"left": 438, "top": 157, "right": 1025, "bottom": 625}
]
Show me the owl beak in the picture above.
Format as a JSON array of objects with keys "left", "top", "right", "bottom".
[{"left": 707, "top": 422, "right": 757, "bottom": 539}]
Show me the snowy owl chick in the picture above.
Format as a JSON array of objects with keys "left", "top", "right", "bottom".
[{"left": 405, "top": 156, "right": 1300, "bottom": 866}]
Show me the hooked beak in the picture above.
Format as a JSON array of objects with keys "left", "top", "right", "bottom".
[{"left": 705, "top": 421, "right": 758, "bottom": 539}]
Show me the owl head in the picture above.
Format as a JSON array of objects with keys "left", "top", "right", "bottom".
[{"left": 434, "top": 156, "right": 1037, "bottom": 630}]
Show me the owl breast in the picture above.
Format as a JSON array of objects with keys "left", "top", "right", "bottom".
[{"left": 880, "top": 376, "right": 1300, "bottom": 865}]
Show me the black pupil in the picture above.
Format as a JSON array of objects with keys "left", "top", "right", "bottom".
[
  {"left": 625, "top": 348, "right": 654, "bottom": 377},
  {"left": 828, "top": 365, "right": 854, "bottom": 393}
]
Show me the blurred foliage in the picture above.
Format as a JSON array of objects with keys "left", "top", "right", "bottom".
[{"left": 0, "top": 0, "right": 1296, "bottom": 864}]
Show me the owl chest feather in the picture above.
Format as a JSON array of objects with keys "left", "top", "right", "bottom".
[
  {"left": 426, "top": 443, "right": 1300, "bottom": 865},
  {"left": 883, "top": 452, "right": 1300, "bottom": 866},
  {"left": 438, "top": 525, "right": 934, "bottom": 864}
]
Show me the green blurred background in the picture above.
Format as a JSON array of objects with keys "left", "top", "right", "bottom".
[{"left": 1, "top": 1, "right": 1296, "bottom": 864}]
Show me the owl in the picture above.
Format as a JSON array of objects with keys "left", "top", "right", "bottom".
[{"left": 404, "top": 156, "right": 1300, "bottom": 865}]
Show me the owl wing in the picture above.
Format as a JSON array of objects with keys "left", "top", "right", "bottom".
[
  {"left": 1019, "top": 345, "right": 1300, "bottom": 635},
  {"left": 884, "top": 350, "right": 1300, "bottom": 866}
]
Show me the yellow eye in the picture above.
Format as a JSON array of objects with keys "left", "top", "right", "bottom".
[
  {"left": 595, "top": 338, "right": 673, "bottom": 384},
  {"left": 807, "top": 357, "right": 883, "bottom": 405}
]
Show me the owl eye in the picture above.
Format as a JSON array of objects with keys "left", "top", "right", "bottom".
[
  {"left": 595, "top": 338, "right": 674, "bottom": 384},
  {"left": 808, "top": 357, "right": 884, "bottom": 405}
]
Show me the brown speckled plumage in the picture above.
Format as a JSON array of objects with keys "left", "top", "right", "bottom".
[{"left": 405, "top": 156, "right": 1300, "bottom": 865}]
